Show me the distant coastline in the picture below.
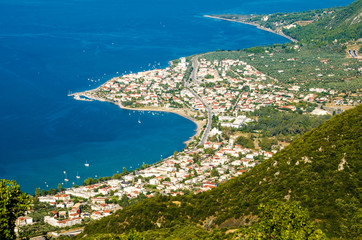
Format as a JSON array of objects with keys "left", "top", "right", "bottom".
[{"left": 204, "top": 15, "right": 298, "bottom": 43}]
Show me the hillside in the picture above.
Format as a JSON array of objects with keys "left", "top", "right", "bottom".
[
  {"left": 284, "top": 0, "right": 362, "bottom": 44},
  {"left": 78, "top": 105, "right": 361, "bottom": 239}
]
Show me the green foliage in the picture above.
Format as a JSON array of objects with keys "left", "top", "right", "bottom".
[
  {"left": 211, "top": 168, "right": 219, "bottom": 177},
  {"left": 192, "top": 153, "right": 201, "bottom": 163},
  {"left": 204, "top": 74, "right": 214, "bottom": 79},
  {"left": 235, "top": 135, "right": 255, "bottom": 149},
  {"left": 0, "top": 179, "right": 31, "bottom": 240},
  {"left": 204, "top": 43, "right": 361, "bottom": 93},
  {"left": 204, "top": 147, "right": 216, "bottom": 155},
  {"left": 239, "top": 201, "right": 327, "bottom": 239},
  {"left": 258, "top": 137, "right": 278, "bottom": 151},
  {"left": 284, "top": 0, "right": 362, "bottom": 44},
  {"left": 82, "top": 230, "right": 145, "bottom": 240},
  {"left": 247, "top": 107, "right": 329, "bottom": 138}
]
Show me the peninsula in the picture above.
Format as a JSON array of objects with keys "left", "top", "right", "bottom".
[{"left": 204, "top": 14, "right": 298, "bottom": 42}]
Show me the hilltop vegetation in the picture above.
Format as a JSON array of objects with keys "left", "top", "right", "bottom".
[
  {"left": 284, "top": 0, "right": 362, "bottom": 44},
  {"left": 78, "top": 105, "right": 361, "bottom": 239},
  {"left": 219, "top": 0, "right": 361, "bottom": 45}
]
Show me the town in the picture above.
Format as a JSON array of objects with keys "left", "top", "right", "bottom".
[{"left": 17, "top": 51, "right": 359, "bottom": 237}]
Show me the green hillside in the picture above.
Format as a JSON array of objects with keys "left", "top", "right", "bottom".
[
  {"left": 78, "top": 105, "right": 361, "bottom": 239},
  {"left": 284, "top": 0, "right": 362, "bottom": 44}
]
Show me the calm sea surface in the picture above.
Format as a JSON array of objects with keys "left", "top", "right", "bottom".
[{"left": 0, "top": 0, "right": 353, "bottom": 193}]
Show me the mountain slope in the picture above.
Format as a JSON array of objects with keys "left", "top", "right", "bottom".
[
  {"left": 284, "top": 0, "right": 362, "bottom": 43},
  {"left": 80, "top": 105, "right": 361, "bottom": 239}
]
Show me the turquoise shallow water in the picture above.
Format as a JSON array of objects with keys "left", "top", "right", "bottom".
[{"left": 0, "top": 0, "right": 353, "bottom": 193}]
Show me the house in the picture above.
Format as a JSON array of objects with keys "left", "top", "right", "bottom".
[
  {"left": 54, "top": 194, "right": 70, "bottom": 201},
  {"left": 91, "top": 197, "right": 107, "bottom": 204},
  {"left": 16, "top": 216, "right": 33, "bottom": 227}
]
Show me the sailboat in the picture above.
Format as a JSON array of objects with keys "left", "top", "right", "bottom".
[
  {"left": 84, "top": 161, "right": 89, "bottom": 167},
  {"left": 64, "top": 171, "right": 69, "bottom": 182},
  {"left": 76, "top": 172, "right": 80, "bottom": 179}
]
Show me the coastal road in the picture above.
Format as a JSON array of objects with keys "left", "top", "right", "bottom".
[
  {"left": 190, "top": 56, "right": 200, "bottom": 85},
  {"left": 185, "top": 55, "right": 212, "bottom": 146}
]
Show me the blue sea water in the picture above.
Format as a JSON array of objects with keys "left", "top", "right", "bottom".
[{"left": 0, "top": 0, "right": 353, "bottom": 193}]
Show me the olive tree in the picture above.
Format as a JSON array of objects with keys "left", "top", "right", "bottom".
[{"left": 0, "top": 179, "right": 31, "bottom": 240}]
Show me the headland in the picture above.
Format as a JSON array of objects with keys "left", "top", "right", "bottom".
[{"left": 204, "top": 15, "right": 298, "bottom": 42}]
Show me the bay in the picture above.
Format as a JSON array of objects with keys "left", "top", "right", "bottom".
[{"left": 0, "top": 0, "right": 353, "bottom": 193}]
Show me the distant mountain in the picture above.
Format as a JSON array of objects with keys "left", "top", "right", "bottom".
[
  {"left": 284, "top": 0, "right": 362, "bottom": 43},
  {"left": 79, "top": 105, "right": 361, "bottom": 239}
]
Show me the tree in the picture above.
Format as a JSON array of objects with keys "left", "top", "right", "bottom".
[
  {"left": 243, "top": 200, "right": 327, "bottom": 239},
  {"left": 83, "top": 178, "right": 94, "bottom": 186},
  {"left": 58, "top": 183, "right": 62, "bottom": 192},
  {"left": 120, "top": 194, "right": 129, "bottom": 207},
  {"left": 210, "top": 169, "right": 219, "bottom": 177},
  {"left": 192, "top": 153, "right": 201, "bottom": 163},
  {"left": 138, "top": 192, "right": 146, "bottom": 201},
  {"left": 35, "top": 188, "right": 40, "bottom": 198},
  {"left": 0, "top": 179, "right": 31, "bottom": 240},
  {"left": 259, "top": 137, "right": 278, "bottom": 151},
  {"left": 49, "top": 188, "right": 56, "bottom": 195},
  {"left": 204, "top": 148, "right": 215, "bottom": 155},
  {"left": 235, "top": 135, "right": 255, "bottom": 149}
]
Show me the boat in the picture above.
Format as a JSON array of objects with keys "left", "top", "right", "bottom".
[
  {"left": 84, "top": 161, "right": 89, "bottom": 167},
  {"left": 64, "top": 171, "right": 69, "bottom": 182},
  {"left": 76, "top": 172, "right": 80, "bottom": 179}
]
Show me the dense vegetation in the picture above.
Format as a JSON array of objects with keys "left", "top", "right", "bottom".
[
  {"left": 284, "top": 0, "right": 362, "bottom": 44},
  {"left": 0, "top": 180, "right": 30, "bottom": 240},
  {"left": 222, "top": 0, "right": 361, "bottom": 44},
  {"left": 244, "top": 107, "right": 330, "bottom": 138},
  {"left": 78, "top": 105, "right": 361, "bottom": 239},
  {"left": 204, "top": 45, "right": 361, "bottom": 94}
]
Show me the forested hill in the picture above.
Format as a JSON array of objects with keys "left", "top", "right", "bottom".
[
  {"left": 79, "top": 105, "right": 361, "bottom": 239},
  {"left": 284, "top": 0, "right": 362, "bottom": 43}
]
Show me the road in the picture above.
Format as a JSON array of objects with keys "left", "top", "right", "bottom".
[
  {"left": 190, "top": 56, "right": 200, "bottom": 85},
  {"left": 185, "top": 56, "right": 212, "bottom": 146}
]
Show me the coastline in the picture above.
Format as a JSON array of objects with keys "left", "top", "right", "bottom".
[
  {"left": 70, "top": 91, "right": 205, "bottom": 146},
  {"left": 204, "top": 15, "right": 298, "bottom": 43}
]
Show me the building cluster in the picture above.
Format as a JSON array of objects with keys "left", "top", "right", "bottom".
[
  {"left": 35, "top": 55, "right": 350, "bottom": 230},
  {"left": 88, "top": 57, "right": 337, "bottom": 122}
]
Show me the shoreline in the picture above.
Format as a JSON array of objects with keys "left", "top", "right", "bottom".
[
  {"left": 204, "top": 15, "right": 298, "bottom": 43},
  {"left": 70, "top": 91, "right": 205, "bottom": 146}
]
